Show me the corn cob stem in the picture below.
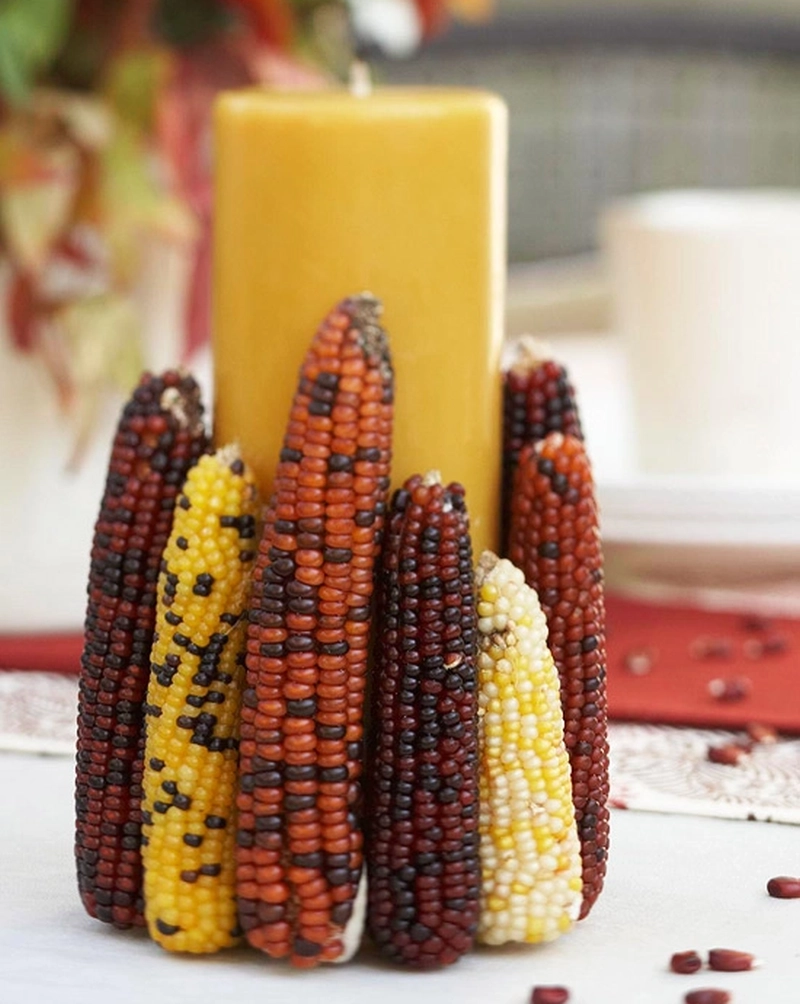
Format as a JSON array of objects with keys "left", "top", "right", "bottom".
[
  {"left": 75, "top": 371, "right": 207, "bottom": 928},
  {"left": 367, "top": 473, "right": 480, "bottom": 969},
  {"left": 141, "top": 446, "right": 259, "bottom": 953},
  {"left": 475, "top": 552, "right": 582, "bottom": 946},
  {"left": 507, "top": 433, "right": 609, "bottom": 919},
  {"left": 238, "top": 294, "right": 393, "bottom": 967},
  {"left": 502, "top": 337, "right": 583, "bottom": 556}
]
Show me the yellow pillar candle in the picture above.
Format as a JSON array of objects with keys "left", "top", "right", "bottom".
[{"left": 212, "top": 83, "right": 507, "bottom": 556}]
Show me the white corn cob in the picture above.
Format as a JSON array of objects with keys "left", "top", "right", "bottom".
[{"left": 475, "top": 551, "right": 582, "bottom": 946}]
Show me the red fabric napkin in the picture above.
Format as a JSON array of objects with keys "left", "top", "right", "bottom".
[
  {"left": 606, "top": 594, "right": 800, "bottom": 733},
  {"left": 0, "top": 633, "right": 82, "bottom": 674},
  {"left": 3, "top": 594, "right": 798, "bottom": 733}
]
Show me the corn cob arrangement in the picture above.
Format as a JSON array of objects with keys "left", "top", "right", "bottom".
[
  {"left": 367, "top": 473, "right": 480, "bottom": 968},
  {"left": 141, "top": 446, "right": 259, "bottom": 953},
  {"left": 76, "top": 371, "right": 207, "bottom": 928},
  {"left": 75, "top": 304, "right": 609, "bottom": 970},
  {"left": 237, "top": 294, "right": 393, "bottom": 966},
  {"left": 507, "top": 433, "right": 610, "bottom": 919},
  {"left": 501, "top": 337, "right": 583, "bottom": 554}
]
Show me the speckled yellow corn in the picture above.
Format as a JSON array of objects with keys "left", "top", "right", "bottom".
[
  {"left": 474, "top": 552, "right": 582, "bottom": 946},
  {"left": 141, "top": 446, "right": 259, "bottom": 953}
]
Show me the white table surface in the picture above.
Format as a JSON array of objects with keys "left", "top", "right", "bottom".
[{"left": 1, "top": 751, "right": 797, "bottom": 1004}]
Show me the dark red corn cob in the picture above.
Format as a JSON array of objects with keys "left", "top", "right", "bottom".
[
  {"left": 508, "top": 432, "right": 609, "bottom": 919},
  {"left": 502, "top": 338, "right": 583, "bottom": 555},
  {"left": 367, "top": 474, "right": 480, "bottom": 969},
  {"left": 238, "top": 294, "right": 393, "bottom": 967},
  {"left": 75, "top": 371, "right": 207, "bottom": 928}
]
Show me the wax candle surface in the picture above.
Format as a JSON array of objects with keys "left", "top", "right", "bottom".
[{"left": 213, "top": 87, "right": 507, "bottom": 555}]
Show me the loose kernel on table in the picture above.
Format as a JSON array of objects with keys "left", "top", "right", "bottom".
[
  {"left": 623, "top": 647, "right": 657, "bottom": 675},
  {"left": 743, "top": 636, "right": 789, "bottom": 659},
  {"left": 740, "top": 614, "right": 771, "bottom": 633},
  {"left": 767, "top": 876, "right": 800, "bottom": 899},
  {"left": 745, "top": 722, "right": 778, "bottom": 745},
  {"left": 708, "top": 949, "right": 757, "bottom": 972},
  {"left": 690, "top": 637, "right": 733, "bottom": 660},
  {"left": 707, "top": 744, "right": 749, "bottom": 766},
  {"left": 684, "top": 990, "right": 731, "bottom": 1004},
  {"left": 707, "top": 677, "right": 752, "bottom": 702},
  {"left": 531, "top": 986, "right": 570, "bottom": 1004},
  {"left": 670, "top": 950, "right": 703, "bottom": 974}
]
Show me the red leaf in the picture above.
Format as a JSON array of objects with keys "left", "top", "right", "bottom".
[
  {"left": 413, "top": 0, "right": 449, "bottom": 35},
  {"left": 183, "top": 212, "right": 211, "bottom": 360},
  {"left": 7, "top": 271, "right": 39, "bottom": 352},
  {"left": 226, "top": 0, "right": 296, "bottom": 49}
]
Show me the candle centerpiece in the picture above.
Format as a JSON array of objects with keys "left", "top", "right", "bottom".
[
  {"left": 71, "top": 63, "right": 610, "bottom": 977},
  {"left": 212, "top": 75, "right": 507, "bottom": 556}
]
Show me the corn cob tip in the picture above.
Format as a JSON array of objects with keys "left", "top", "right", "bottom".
[
  {"left": 158, "top": 371, "right": 205, "bottom": 435},
  {"left": 505, "top": 335, "right": 555, "bottom": 376},
  {"left": 421, "top": 469, "right": 443, "bottom": 487},
  {"left": 342, "top": 293, "right": 392, "bottom": 378},
  {"left": 213, "top": 442, "right": 244, "bottom": 469},
  {"left": 476, "top": 549, "right": 502, "bottom": 581},
  {"left": 332, "top": 871, "right": 368, "bottom": 965}
]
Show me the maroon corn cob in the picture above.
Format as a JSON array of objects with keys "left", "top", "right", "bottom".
[
  {"left": 75, "top": 371, "right": 207, "bottom": 928},
  {"left": 508, "top": 432, "right": 609, "bottom": 919},
  {"left": 502, "top": 338, "right": 583, "bottom": 555},
  {"left": 367, "top": 473, "right": 480, "bottom": 968},
  {"left": 237, "top": 294, "right": 393, "bottom": 967}
]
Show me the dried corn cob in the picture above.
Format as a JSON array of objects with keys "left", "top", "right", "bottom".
[
  {"left": 507, "top": 433, "right": 609, "bottom": 919},
  {"left": 475, "top": 552, "right": 582, "bottom": 946},
  {"left": 238, "top": 294, "right": 393, "bottom": 967},
  {"left": 502, "top": 338, "right": 583, "bottom": 555},
  {"left": 367, "top": 473, "right": 480, "bottom": 969},
  {"left": 141, "top": 446, "right": 259, "bottom": 953},
  {"left": 76, "top": 371, "right": 207, "bottom": 928}
]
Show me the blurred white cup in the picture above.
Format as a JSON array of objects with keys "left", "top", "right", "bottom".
[{"left": 602, "top": 190, "right": 800, "bottom": 485}]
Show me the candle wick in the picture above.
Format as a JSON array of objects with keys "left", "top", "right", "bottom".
[{"left": 349, "top": 61, "right": 372, "bottom": 98}]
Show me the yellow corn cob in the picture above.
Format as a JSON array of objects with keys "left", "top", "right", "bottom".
[
  {"left": 141, "top": 445, "right": 259, "bottom": 953},
  {"left": 474, "top": 552, "right": 582, "bottom": 947}
]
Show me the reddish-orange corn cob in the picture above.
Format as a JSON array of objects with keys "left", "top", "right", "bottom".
[
  {"left": 508, "top": 432, "right": 609, "bottom": 919},
  {"left": 367, "top": 474, "right": 480, "bottom": 969},
  {"left": 502, "top": 338, "right": 583, "bottom": 555},
  {"left": 75, "top": 371, "right": 207, "bottom": 928},
  {"left": 238, "top": 294, "right": 393, "bottom": 967}
]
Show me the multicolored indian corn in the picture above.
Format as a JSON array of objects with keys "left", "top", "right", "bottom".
[
  {"left": 507, "top": 433, "right": 609, "bottom": 919},
  {"left": 502, "top": 338, "right": 583, "bottom": 555},
  {"left": 367, "top": 474, "right": 480, "bottom": 969},
  {"left": 76, "top": 371, "right": 207, "bottom": 928},
  {"left": 237, "top": 294, "right": 393, "bottom": 967},
  {"left": 475, "top": 552, "right": 582, "bottom": 945},
  {"left": 141, "top": 446, "right": 259, "bottom": 953}
]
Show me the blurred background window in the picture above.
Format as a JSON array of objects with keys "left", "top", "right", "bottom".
[{"left": 379, "top": 1, "right": 800, "bottom": 262}]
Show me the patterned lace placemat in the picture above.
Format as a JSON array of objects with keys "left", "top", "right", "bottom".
[
  {"left": 608, "top": 722, "right": 800, "bottom": 825},
  {"left": 2, "top": 671, "right": 798, "bottom": 824},
  {"left": 0, "top": 671, "right": 77, "bottom": 754}
]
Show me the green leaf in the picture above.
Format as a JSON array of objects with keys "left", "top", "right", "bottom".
[
  {"left": 0, "top": 0, "right": 73, "bottom": 105},
  {"left": 105, "top": 48, "right": 171, "bottom": 134},
  {"left": 152, "top": 0, "right": 233, "bottom": 48}
]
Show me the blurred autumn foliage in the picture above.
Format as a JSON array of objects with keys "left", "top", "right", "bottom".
[{"left": 0, "top": 0, "right": 492, "bottom": 453}]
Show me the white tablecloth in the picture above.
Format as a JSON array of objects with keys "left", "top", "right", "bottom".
[{"left": 1, "top": 751, "right": 797, "bottom": 1004}]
